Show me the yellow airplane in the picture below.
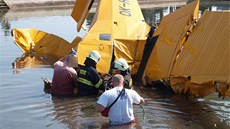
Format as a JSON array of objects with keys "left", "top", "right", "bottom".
[
  {"left": 11, "top": 0, "right": 230, "bottom": 98},
  {"left": 71, "top": 0, "right": 150, "bottom": 74},
  {"left": 12, "top": 0, "right": 150, "bottom": 74}
]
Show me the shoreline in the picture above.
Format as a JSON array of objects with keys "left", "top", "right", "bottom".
[
  {"left": 3, "top": 0, "right": 187, "bottom": 9},
  {"left": 2, "top": 0, "right": 75, "bottom": 9},
  {"left": 2, "top": 0, "right": 228, "bottom": 11},
  {"left": 1, "top": 0, "right": 187, "bottom": 20},
  {"left": 2, "top": 0, "right": 228, "bottom": 20}
]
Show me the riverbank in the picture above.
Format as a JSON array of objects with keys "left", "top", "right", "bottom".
[
  {"left": 1, "top": 0, "right": 187, "bottom": 19},
  {"left": 2, "top": 0, "right": 229, "bottom": 10},
  {"left": 3, "top": 0, "right": 187, "bottom": 9},
  {"left": 3, "top": 0, "right": 75, "bottom": 9}
]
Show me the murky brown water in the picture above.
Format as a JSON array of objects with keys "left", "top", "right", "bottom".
[{"left": 1, "top": 1, "right": 230, "bottom": 129}]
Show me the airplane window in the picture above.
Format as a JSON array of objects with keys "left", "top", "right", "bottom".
[{"left": 99, "top": 34, "right": 111, "bottom": 41}]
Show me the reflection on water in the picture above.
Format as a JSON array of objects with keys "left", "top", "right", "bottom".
[
  {"left": 0, "top": 1, "right": 230, "bottom": 129},
  {"left": 12, "top": 54, "right": 57, "bottom": 70},
  {"left": 1, "top": 17, "right": 11, "bottom": 36},
  {"left": 140, "top": 86, "right": 230, "bottom": 129}
]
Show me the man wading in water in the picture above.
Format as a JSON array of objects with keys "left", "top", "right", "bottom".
[{"left": 96, "top": 74, "right": 145, "bottom": 125}]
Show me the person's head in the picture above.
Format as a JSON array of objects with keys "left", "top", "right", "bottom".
[
  {"left": 84, "top": 50, "right": 101, "bottom": 67},
  {"left": 112, "top": 74, "right": 124, "bottom": 87},
  {"left": 87, "top": 50, "right": 101, "bottom": 63},
  {"left": 67, "top": 54, "right": 78, "bottom": 68},
  {"left": 112, "top": 58, "right": 129, "bottom": 75}
]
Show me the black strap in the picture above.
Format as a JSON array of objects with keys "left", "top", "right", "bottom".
[{"left": 108, "top": 88, "right": 125, "bottom": 109}]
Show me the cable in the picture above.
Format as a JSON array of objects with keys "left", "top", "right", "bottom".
[{"left": 138, "top": 104, "right": 146, "bottom": 119}]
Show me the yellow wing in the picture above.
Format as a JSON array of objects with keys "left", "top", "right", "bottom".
[
  {"left": 143, "top": 0, "right": 200, "bottom": 81},
  {"left": 71, "top": 0, "right": 94, "bottom": 32},
  {"left": 12, "top": 28, "right": 81, "bottom": 59},
  {"left": 171, "top": 11, "right": 230, "bottom": 97}
]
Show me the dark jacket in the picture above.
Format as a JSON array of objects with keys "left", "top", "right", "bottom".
[
  {"left": 77, "top": 58, "right": 103, "bottom": 96},
  {"left": 120, "top": 69, "right": 133, "bottom": 89}
]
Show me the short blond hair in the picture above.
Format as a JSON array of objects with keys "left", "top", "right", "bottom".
[{"left": 112, "top": 74, "right": 124, "bottom": 87}]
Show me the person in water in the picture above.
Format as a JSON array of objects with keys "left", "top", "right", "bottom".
[
  {"left": 77, "top": 50, "right": 104, "bottom": 96},
  {"left": 111, "top": 58, "right": 133, "bottom": 89},
  {"left": 51, "top": 50, "right": 78, "bottom": 97},
  {"left": 96, "top": 74, "right": 145, "bottom": 125}
]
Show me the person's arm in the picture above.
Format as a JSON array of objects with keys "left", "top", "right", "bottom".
[
  {"left": 96, "top": 92, "right": 108, "bottom": 112},
  {"left": 140, "top": 97, "right": 145, "bottom": 104},
  {"left": 96, "top": 103, "right": 105, "bottom": 112},
  {"left": 132, "top": 90, "right": 145, "bottom": 104},
  {"left": 88, "top": 67, "right": 103, "bottom": 89}
]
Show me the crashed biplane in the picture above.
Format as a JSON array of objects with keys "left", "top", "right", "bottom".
[
  {"left": 11, "top": 0, "right": 230, "bottom": 98},
  {"left": 12, "top": 0, "right": 150, "bottom": 74},
  {"left": 71, "top": 0, "right": 150, "bottom": 74}
]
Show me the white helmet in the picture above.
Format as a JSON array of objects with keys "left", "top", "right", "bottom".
[
  {"left": 113, "top": 58, "right": 129, "bottom": 71},
  {"left": 87, "top": 50, "right": 101, "bottom": 63}
]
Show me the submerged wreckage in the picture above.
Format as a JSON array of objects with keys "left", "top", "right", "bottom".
[{"left": 11, "top": 0, "right": 230, "bottom": 98}]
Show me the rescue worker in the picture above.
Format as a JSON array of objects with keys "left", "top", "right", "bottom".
[
  {"left": 77, "top": 50, "right": 104, "bottom": 96},
  {"left": 51, "top": 51, "right": 78, "bottom": 97},
  {"left": 112, "top": 58, "right": 132, "bottom": 89}
]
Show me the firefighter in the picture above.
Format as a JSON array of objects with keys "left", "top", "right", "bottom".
[
  {"left": 112, "top": 58, "right": 132, "bottom": 89},
  {"left": 77, "top": 50, "right": 104, "bottom": 96}
]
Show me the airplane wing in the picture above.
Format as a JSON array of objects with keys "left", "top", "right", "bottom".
[
  {"left": 12, "top": 28, "right": 81, "bottom": 59},
  {"left": 71, "top": 0, "right": 94, "bottom": 32},
  {"left": 12, "top": 28, "right": 39, "bottom": 53},
  {"left": 143, "top": 0, "right": 230, "bottom": 97},
  {"left": 143, "top": 0, "right": 199, "bottom": 82},
  {"left": 171, "top": 11, "right": 230, "bottom": 97}
]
